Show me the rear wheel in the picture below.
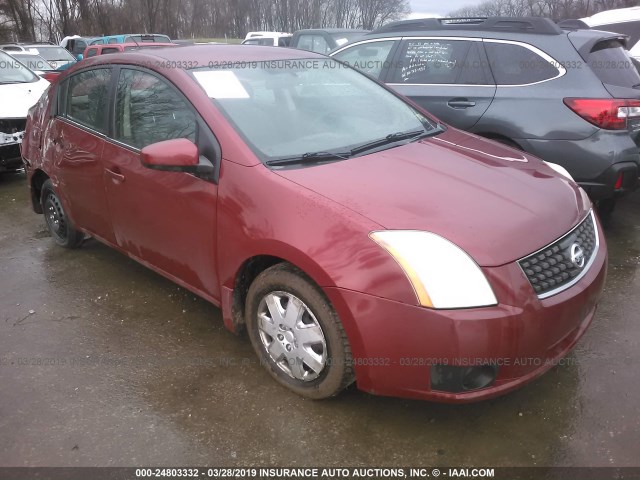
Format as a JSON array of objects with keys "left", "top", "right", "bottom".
[
  {"left": 41, "top": 179, "right": 84, "bottom": 248},
  {"left": 245, "top": 263, "right": 354, "bottom": 399}
]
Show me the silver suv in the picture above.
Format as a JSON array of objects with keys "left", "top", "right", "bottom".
[{"left": 331, "top": 17, "right": 640, "bottom": 212}]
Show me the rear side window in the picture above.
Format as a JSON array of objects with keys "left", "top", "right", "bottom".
[
  {"left": 333, "top": 40, "right": 396, "bottom": 79},
  {"left": 587, "top": 41, "right": 640, "bottom": 88},
  {"left": 115, "top": 69, "right": 196, "bottom": 149},
  {"left": 65, "top": 68, "right": 111, "bottom": 133},
  {"left": 485, "top": 42, "right": 560, "bottom": 85},
  {"left": 391, "top": 39, "right": 491, "bottom": 85}
]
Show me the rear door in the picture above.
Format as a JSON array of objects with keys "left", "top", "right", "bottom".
[
  {"left": 386, "top": 37, "right": 496, "bottom": 130},
  {"left": 51, "top": 67, "right": 116, "bottom": 243}
]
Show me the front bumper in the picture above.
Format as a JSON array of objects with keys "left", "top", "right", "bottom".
[
  {"left": 1, "top": 121, "right": 26, "bottom": 171},
  {"left": 325, "top": 222, "right": 607, "bottom": 403}
]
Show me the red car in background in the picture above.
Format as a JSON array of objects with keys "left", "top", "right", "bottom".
[
  {"left": 21, "top": 46, "right": 607, "bottom": 402},
  {"left": 82, "top": 42, "right": 176, "bottom": 59}
]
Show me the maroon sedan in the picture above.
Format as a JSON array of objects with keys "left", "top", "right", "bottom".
[{"left": 22, "top": 45, "right": 607, "bottom": 402}]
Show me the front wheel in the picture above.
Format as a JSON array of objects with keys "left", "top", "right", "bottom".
[
  {"left": 41, "top": 179, "right": 84, "bottom": 248},
  {"left": 245, "top": 263, "right": 354, "bottom": 399}
]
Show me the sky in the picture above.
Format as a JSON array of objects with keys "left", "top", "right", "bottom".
[{"left": 408, "top": 0, "right": 485, "bottom": 17}]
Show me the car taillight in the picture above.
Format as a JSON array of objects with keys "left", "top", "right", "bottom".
[
  {"left": 564, "top": 98, "right": 640, "bottom": 130},
  {"left": 41, "top": 72, "right": 61, "bottom": 83}
]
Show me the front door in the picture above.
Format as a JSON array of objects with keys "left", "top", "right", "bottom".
[{"left": 101, "top": 67, "right": 221, "bottom": 299}]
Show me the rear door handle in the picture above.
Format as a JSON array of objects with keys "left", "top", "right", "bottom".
[
  {"left": 448, "top": 99, "right": 477, "bottom": 109},
  {"left": 105, "top": 167, "right": 125, "bottom": 183}
]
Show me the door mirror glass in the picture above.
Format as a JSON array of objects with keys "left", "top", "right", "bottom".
[{"left": 141, "top": 138, "right": 199, "bottom": 170}]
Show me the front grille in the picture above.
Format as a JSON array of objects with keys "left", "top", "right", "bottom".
[{"left": 518, "top": 211, "right": 598, "bottom": 298}]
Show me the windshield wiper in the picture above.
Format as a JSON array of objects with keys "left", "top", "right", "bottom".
[
  {"left": 265, "top": 150, "right": 352, "bottom": 167},
  {"left": 350, "top": 126, "right": 443, "bottom": 156}
]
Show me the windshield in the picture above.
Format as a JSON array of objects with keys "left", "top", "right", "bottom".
[
  {"left": 331, "top": 32, "right": 366, "bottom": 48},
  {"left": 33, "top": 46, "right": 75, "bottom": 62},
  {"left": 11, "top": 54, "right": 54, "bottom": 72},
  {"left": 129, "top": 35, "right": 171, "bottom": 43},
  {"left": 191, "top": 58, "right": 439, "bottom": 163},
  {"left": 0, "top": 51, "right": 39, "bottom": 83}
]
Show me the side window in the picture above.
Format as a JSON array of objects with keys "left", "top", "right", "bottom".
[
  {"left": 297, "top": 35, "right": 329, "bottom": 54},
  {"left": 115, "top": 69, "right": 197, "bottom": 149},
  {"left": 391, "top": 39, "right": 489, "bottom": 85},
  {"left": 108, "top": 38, "right": 118, "bottom": 44},
  {"left": 73, "top": 40, "right": 86, "bottom": 55},
  {"left": 86, "top": 48, "right": 97, "bottom": 58},
  {"left": 296, "top": 35, "right": 315, "bottom": 52},
  {"left": 312, "top": 35, "right": 330, "bottom": 54},
  {"left": 333, "top": 41, "right": 396, "bottom": 79},
  {"left": 65, "top": 68, "right": 111, "bottom": 133},
  {"left": 102, "top": 47, "right": 120, "bottom": 54},
  {"left": 484, "top": 42, "right": 559, "bottom": 85}
]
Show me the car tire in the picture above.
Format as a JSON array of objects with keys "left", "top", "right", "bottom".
[
  {"left": 245, "top": 263, "right": 354, "bottom": 399},
  {"left": 40, "top": 179, "right": 84, "bottom": 248}
]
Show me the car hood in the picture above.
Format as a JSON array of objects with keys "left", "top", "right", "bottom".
[
  {"left": 0, "top": 79, "right": 49, "bottom": 119},
  {"left": 275, "top": 130, "right": 591, "bottom": 267}
]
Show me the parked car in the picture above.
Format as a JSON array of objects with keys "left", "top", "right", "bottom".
[
  {"left": 580, "top": 6, "right": 640, "bottom": 61},
  {"left": 290, "top": 28, "right": 368, "bottom": 54},
  {"left": 0, "top": 50, "right": 49, "bottom": 175},
  {"left": 241, "top": 33, "right": 292, "bottom": 47},
  {"left": 22, "top": 45, "right": 606, "bottom": 402},
  {"left": 6, "top": 51, "right": 62, "bottom": 82},
  {"left": 83, "top": 42, "right": 176, "bottom": 58},
  {"left": 0, "top": 43, "right": 77, "bottom": 70},
  {"left": 331, "top": 17, "right": 640, "bottom": 214}
]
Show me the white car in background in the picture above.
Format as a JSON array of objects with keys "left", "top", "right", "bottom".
[
  {"left": 242, "top": 31, "right": 292, "bottom": 46},
  {"left": 0, "top": 50, "right": 49, "bottom": 175},
  {"left": 582, "top": 6, "right": 640, "bottom": 60}
]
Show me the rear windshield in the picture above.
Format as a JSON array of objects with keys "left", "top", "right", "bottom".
[{"left": 588, "top": 40, "right": 640, "bottom": 88}]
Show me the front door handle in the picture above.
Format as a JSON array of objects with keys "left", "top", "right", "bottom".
[
  {"left": 105, "top": 167, "right": 125, "bottom": 183},
  {"left": 448, "top": 99, "right": 477, "bottom": 109}
]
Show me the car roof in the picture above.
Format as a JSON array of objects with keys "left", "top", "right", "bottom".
[
  {"left": 360, "top": 17, "right": 565, "bottom": 40},
  {"left": 67, "top": 44, "right": 326, "bottom": 72},
  {"left": 582, "top": 6, "right": 640, "bottom": 26},
  {"left": 294, "top": 28, "right": 368, "bottom": 34}
]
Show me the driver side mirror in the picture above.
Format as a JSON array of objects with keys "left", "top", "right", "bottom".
[{"left": 140, "top": 138, "right": 215, "bottom": 178}]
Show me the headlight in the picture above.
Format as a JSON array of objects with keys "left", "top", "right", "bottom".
[
  {"left": 543, "top": 161, "right": 574, "bottom": 181},
  {"left": 370, "top": 230, "right": 498, "bottom": 309}
]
